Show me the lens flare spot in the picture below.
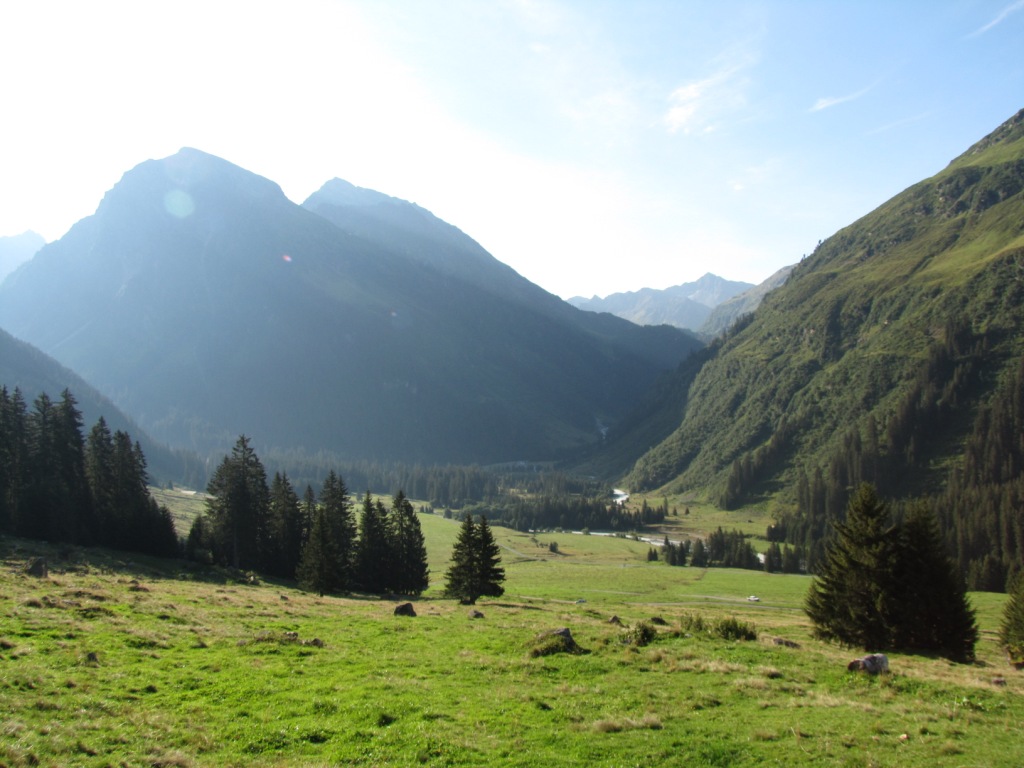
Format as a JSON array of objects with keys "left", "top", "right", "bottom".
[
  {"left": 163, "top": 189, "right": 195, "bottom": 218},
  {"left": 282, "top": 254, "right": 292, "bottom": 262}
]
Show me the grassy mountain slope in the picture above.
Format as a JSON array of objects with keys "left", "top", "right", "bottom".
[
  {"left": 0, "top": 149, "right": 700, "bottom": 465},
  {"left": 618, "top": 108, "right": 1024, "bottom": 506}
]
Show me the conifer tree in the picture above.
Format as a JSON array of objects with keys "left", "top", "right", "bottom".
[
  {"left": 297, "top": 504, "right": 343, "bottom": 597},
  {"left": 354, "top": 491, "right": 391, "bottom": 592},
  {"left": 690, "top": 538, "right": 708, "bottom": 567},
  {"left": 1000, "top": 575, "right": 1024, "bottom": 666},
  {"left": 320, "top": 471, "right": 356, "bottom": 590},
  {"left": 0, "top": 388, "right": 28, "bottom": 535},
  {"left": 887, "top": 503, "right": 977, "bottom": 663},
  {"left": 806, "top": 484, "right": 978, "bottom": 662},
  {"left": 805, "top": 484, "right": 896, "bottom": 651},
  {"left": 444, "top": 515, "right": 505, "bottom": 604},
  {"left": 205, "top": 435, "right": 269, "bottom": 570},
  {"left": 390, "top": 490, "right": 429, "bottom": 595},
  {"left": 264, "top": 472, "right": 304, "bottom": 578}
]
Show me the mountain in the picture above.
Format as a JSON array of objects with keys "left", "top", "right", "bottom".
[
  {"left": 568, "top": 273, "right": 753, "bottom": 332},
  {"left": 699, "top": 264, "right": 795, "bottom": 338},
  {"left": 0, "top": 327, "right": 202, "bottom": 486},
  {"left": 0, "top": 231, "right": 45, "bottom": 283},
  {"left": 606, "top": 108, "right": 1024, "bottom": 523},
  {"left": 0, "top": 149, "right": 701, "bottom": 464}
]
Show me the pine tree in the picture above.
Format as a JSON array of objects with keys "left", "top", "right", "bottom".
[
  {"left": 205, "top": 435, "right": 270, "bottom": 570},
  {"left": 390, "top": 491, "right": 429, "bottom": 596},
  {"left": 85, "top": 417, "right": 117, "bottom": 545},
  {"left": 887, "top": 503, "right": 977, "bottom": 663},
  {"left": 444, "top": 515, "right": 505, "bottom": 604},
  {"left": 805, "top": 484, "right": 896, "bottom": 651},
  {"left": 0, "top": 388, "right": 28, "bottom": 535},
  {"left": 806, "top": 484, "right": 978, "bottom": 662},
  {"left": 320, "top": 471, "right": 356, "bottom": 590},
  {"left": 354, "top": 492, "right": 391, "bottom": 593},
  {"left": 297, "top": 504, "right": 343, "bottom": 597},
  {"left": 691, "top": 538, "right": 708, "bottom": 567},
  {"left": 1000, "top": 575, "right": 1024, "bottom": 666},
  {"left": 264, "top": 472, "right": 304, "bottom": 578}
]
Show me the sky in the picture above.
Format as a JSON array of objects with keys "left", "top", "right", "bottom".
[{"left": 1, "top": 1, "right": 1022, "bottom": 300}]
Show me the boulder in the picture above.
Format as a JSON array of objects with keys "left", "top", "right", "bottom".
[
  {"left": 394, "top": 602, "right": 416, "bottom": 617},
  {"left": 25, "top": 558, "right": 48, "bottom": 578},
  {"left": 847, "top": 653, "right": 889, "bottom": 674},
  {"left": 468, "top": 609, "right": 485, "bottom": 619}
]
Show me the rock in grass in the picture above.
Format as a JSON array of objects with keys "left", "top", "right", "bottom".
[
  {"left": 468, "top": 609, "right": 485, "bottom": 619},
  {"left": 26, "top": 558, "right": 48, "bottom": 578},
  {"left": 531, "top": 627, "right": 584, "bottom": 657},
  {"left": 394, "top": 602, "right": 416, "bottom": 617},
  {"left": 847, "top": 653, "right": 889, "bottom": 674}
]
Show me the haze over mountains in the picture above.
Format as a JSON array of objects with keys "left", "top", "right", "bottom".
[
  {"left": 568, "top": 273, "right": 753, "bottom": 333},
  {"left": 0, "top": 149, "right": 701, "bottom": 465},
  {"left": 0, "top": 231, "right": 45, "bottom": 283}
]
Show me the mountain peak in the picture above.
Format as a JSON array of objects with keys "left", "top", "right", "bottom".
[{"left": 308, "top": 178, "right": 399, "bottom": 208}]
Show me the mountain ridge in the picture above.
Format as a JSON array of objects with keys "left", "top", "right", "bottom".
[
  {"left": 0, "top": 149, "right": 702, "bottom": 465},
  {"left": 568, "top": 273, "right": 753, "bottom": 332}
]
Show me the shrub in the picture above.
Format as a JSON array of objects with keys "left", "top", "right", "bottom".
[
  {"left": 714, "top": 617, "right": 757, "bottom": 641},
  {"left": 621, "top": 621, "right": 657, "bottom": 647}
]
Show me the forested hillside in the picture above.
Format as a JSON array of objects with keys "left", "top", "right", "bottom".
[{"left": 611, "top": 108, "right": 1024, "bottom": 586}]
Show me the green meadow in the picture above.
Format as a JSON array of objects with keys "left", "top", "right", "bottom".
[{"left": 1, "top": 508, "right": 1021, "bottom": 767}]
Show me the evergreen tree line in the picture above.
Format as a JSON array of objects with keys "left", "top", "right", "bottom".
[
  {"left": 0, "top": 386, "right": 178, "bottom": 558},
  {"left": 260, "top": 450, "right": 606, "bottom": 511},
  {"left": 460, "top": 494, "right": 665, "bottom": 534},
  {"left": 185, "top": 436, "right": 428, "bottom": 596},
  {"left": 770, "top": 326, "right": 1024, "bottom": 586}
]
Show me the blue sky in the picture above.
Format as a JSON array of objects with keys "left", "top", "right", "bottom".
[{"left": 1, "top": 1, "right": 1021, "bottom": 298}]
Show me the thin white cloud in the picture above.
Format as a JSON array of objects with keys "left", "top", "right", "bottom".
[
  {"left": 810, "top": 83, "right": 874, "bottom": 112},
  {"left": 664, "top": 63, "right": 750, "bottom": 134},
  {"left": 969, "top": 0, "right": 1024, "bottom": 37}
]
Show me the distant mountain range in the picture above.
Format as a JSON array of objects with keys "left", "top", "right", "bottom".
[
  {"left": 0, "top": 231, "right": 45, "bottom": 283},
  {"left": 568, "top": 273, "right": 753, "bottom": 333},
  {"left": 0, "top": 149, "right": 701, "bottom": 464}
]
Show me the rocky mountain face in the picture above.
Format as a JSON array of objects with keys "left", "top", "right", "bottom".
[{"left": 0, "top": 149, "right": 701, "bottom": 464}]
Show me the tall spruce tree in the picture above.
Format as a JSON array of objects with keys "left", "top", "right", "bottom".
[
  {"left": 806, "top": 483, "right": 977, "bottom": 662},
  {"left": 264, "top": 472, "right": 304, "bottom": 578},
  {"left": 887, "top": 503, "right": 977, "bottom": 663},
  {"left": 321, "top": 471, "right": 356, "bottom": 590},
  {"left": 390, "top": 490, "right": 429, "bottom": 596},
  {"left": 354, "top": 491, "right": 391, "bottom": 593},
  {"left": 444, "top": 515, "right": 505, "bottom": 604},
  {"left": 0, "top": 388, "right": 28, "bottom": 535},
  {"left": 204, "top": 435, "right": 270, "bottom": 570},
  {"left": 297, "top": 503, "right": 343, "bottom": 597}
]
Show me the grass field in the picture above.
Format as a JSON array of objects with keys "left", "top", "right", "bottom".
[{"left": 2, "top": 513, "right": 1020, "bottom": 767}]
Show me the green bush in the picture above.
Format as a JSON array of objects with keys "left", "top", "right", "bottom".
[{"left": 621, "top": 621, "right": 657, "bottom": 647}]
